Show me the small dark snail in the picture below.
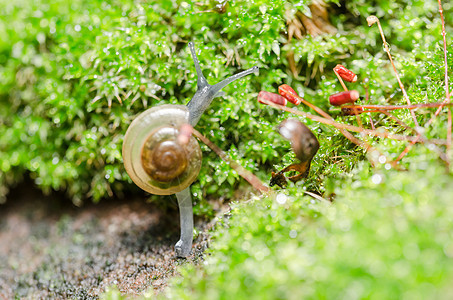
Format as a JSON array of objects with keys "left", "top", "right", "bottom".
[
  {"left": 122, "top": 42, "right": 258, "bottom": 257},
  {"left": 270, "top": 119, "right": 319, "bottom": 188}
]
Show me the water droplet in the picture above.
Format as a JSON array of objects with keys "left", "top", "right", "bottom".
[
  {"left": 276, "top": 193, "right": 287, "bottom": 204},
  {"left": 371, "top": 174, "right": 382, "bottom": 184}
]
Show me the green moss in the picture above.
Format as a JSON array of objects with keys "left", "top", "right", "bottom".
[
  {"left": 89, "top": 1, "right": 453, "bottom": 299},
  {"left": 2, "top": 0, "right": 449, "bottom": 206},
  {"left": 159, "top": 156, "right": 453, "bottom": 299}
]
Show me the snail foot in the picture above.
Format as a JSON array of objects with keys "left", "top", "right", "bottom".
[{"left": 175, "top": 239, "right": 192, "bottom": 258}]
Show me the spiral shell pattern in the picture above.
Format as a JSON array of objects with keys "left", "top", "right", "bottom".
[{"left": 122, "top": 104, "right": 202, "bottom": 195}]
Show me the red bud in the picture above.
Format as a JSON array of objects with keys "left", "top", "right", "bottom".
[
  {"left": 329, "top": 90, "right": 360, "bottom": 106},
  {"left": 278, "top": 84, "right": 302, "bottom": 105},
  {"left": 258, "top": 91, "right": 287, "bottom": 106},
  {"left": 333, "top": 64, "right": 357, "bottom": 83},
  {"left": 341, "top": 107, "right": 364, "bottom": 115}
]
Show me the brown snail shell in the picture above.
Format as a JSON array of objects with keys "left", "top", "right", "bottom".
[{"left": 122, "top": 104, "right": 202, "bottom": 195}]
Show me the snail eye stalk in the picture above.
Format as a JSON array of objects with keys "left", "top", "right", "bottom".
[{"left": 186, "top": 42, "right": 259, "bottom": 126}]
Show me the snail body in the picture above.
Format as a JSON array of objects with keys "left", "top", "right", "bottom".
[{"left": 122, "top": 42, "right": 258, "bottom": 257}]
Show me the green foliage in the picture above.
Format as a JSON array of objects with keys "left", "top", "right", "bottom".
[
  {"left": 75, "top": 1, "right": 453, "bottom": 299},
  {"left": 0, "top": 0, "right": 451, "bottom": 211},
  {"left": 159, "top": 158, "right": 453, "bottom": 299},
  {"left": 97, "top": 1, "right": 453, "bottom": 298}
]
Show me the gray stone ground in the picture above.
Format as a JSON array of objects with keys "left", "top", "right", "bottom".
[{"left": 0, "top": 183, "right": 211, "bottom": 299}]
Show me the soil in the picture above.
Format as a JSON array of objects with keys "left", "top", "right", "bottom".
[{"left": 0, "top": 182, "right": 212, "bottom": 299}]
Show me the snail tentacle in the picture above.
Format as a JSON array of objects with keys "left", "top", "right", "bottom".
[
  {"left": 186, "top": 43, "right": 259, "bottom": 126},
  {"left": 188, "top": 42, "right": 209, "bottom": 89},
  {"left": 211, "top": 66, "right": 259, "bottom": 95}
]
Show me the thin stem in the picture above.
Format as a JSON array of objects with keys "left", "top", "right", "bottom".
[
  {"left": 292, "top": 90, "right": 374, "bottom": 154},
  {"left": 364, "top": 82, "right": 375, "bottom": 130},
  {"left": 394, "top": 98, "right": 451, "bottom": 162},
  {"left": 342, "top": 102, "right": 453, "bottom": 111},
  {"left": 373, "top": 18, "right": 419, "bottom": 127},
  {"left": 424, "top": 90, "right": 453, "bottom": 127},
  {"left": 395, "top": 2, "right": 451, "bottom": 163},
  {"left": 437, "top": 0, "right": 451, "bottom": 154},
  {"left": 260, "top": 98, "right": 447, "bottom": 145},
  {"left": 448, "top": 110, "right": 452, "bottom": 155},
  {"left": 381, "top": 111, "right": 448, "bottom": 162},
  {"left": 334, "top": 70, "right": 348, "bottom": 91},
  {"left": 192, "top": 129, "right": 270, "bottom": 193}
]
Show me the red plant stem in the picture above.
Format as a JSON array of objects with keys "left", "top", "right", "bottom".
[
  {"left": 259, "top": 98, "right": 446, "bottom": 145},
  {"left": 448, "top": 110, "right": 452, "bottom": 155},
  {"left": 342, "top": 102, "right": 453, "bottom": 111},
  {"left": 364, "top": 83, "right": 375, "bottom": 129},
  {"left": 380, "top": 110, "right": 414, "bottom": 132},
  {"left": 380, "top": 111, "right": 448, "bottom": 162},
  {"left": 394, "top": 95, "right": 452, "bottom": 163},
  {"left": 334, "top": 70, "right": 348, "bottom": 92},
  {"left": 395, "top": 2, "right": 451, "bottom": 163},
  {"left": 438, "top": 0, "right": 451, "bottom": 154},
  {"left": 192, "top": 129, "right": 270, "bottom": 193},
  {"left": 374, "top": 18, "right": 419, "bottom": 127},
  {"left": 279, "top": 88, "right": 370, "bottom": 151}
]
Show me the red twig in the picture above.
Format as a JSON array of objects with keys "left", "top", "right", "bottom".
[
  {"left": 342, "top": 102, "right": 453, "bottom": 111},
  {"left": 333, "top": 70, "right": 348, "bottom": 92},
  {"left": 380, "top": 110, "right": 448, "bottom": 162},
  {"left": 364, "top": 82, "right": 375, "bottom": 129},
  {"left": 395, "top": 2, "right": 451, "bottom": 164},
  {"left": 438, "top": 0, "right": 451, "bottom": 155},
  {"left": 192, "top": 129, "right": 270, "bottom": 193},
  {"left": 259, "top": 98, "right": 446, "bottom": 145}
]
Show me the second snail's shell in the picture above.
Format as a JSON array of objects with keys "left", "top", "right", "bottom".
[{"left": 122, "top": 104, "right": 202, "bottom": 195}]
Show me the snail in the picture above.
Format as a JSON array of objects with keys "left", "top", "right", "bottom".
[
  {"left": 122, "top": 42, "right": 258, "bottom": 257},
  {"left": 270, "top": 119, "right": 319, "bottom": 188}
]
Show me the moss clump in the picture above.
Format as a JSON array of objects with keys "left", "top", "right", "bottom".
[
  {"left": 159, "top": 156, "right": 453, "bottom": 299},
  {"left": 1, "top": 0, "right": 447, "bottom": 207}
]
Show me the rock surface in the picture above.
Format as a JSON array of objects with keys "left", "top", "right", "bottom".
[{"left": 0, "top": 183, "right": 210, "bottom": 299}]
